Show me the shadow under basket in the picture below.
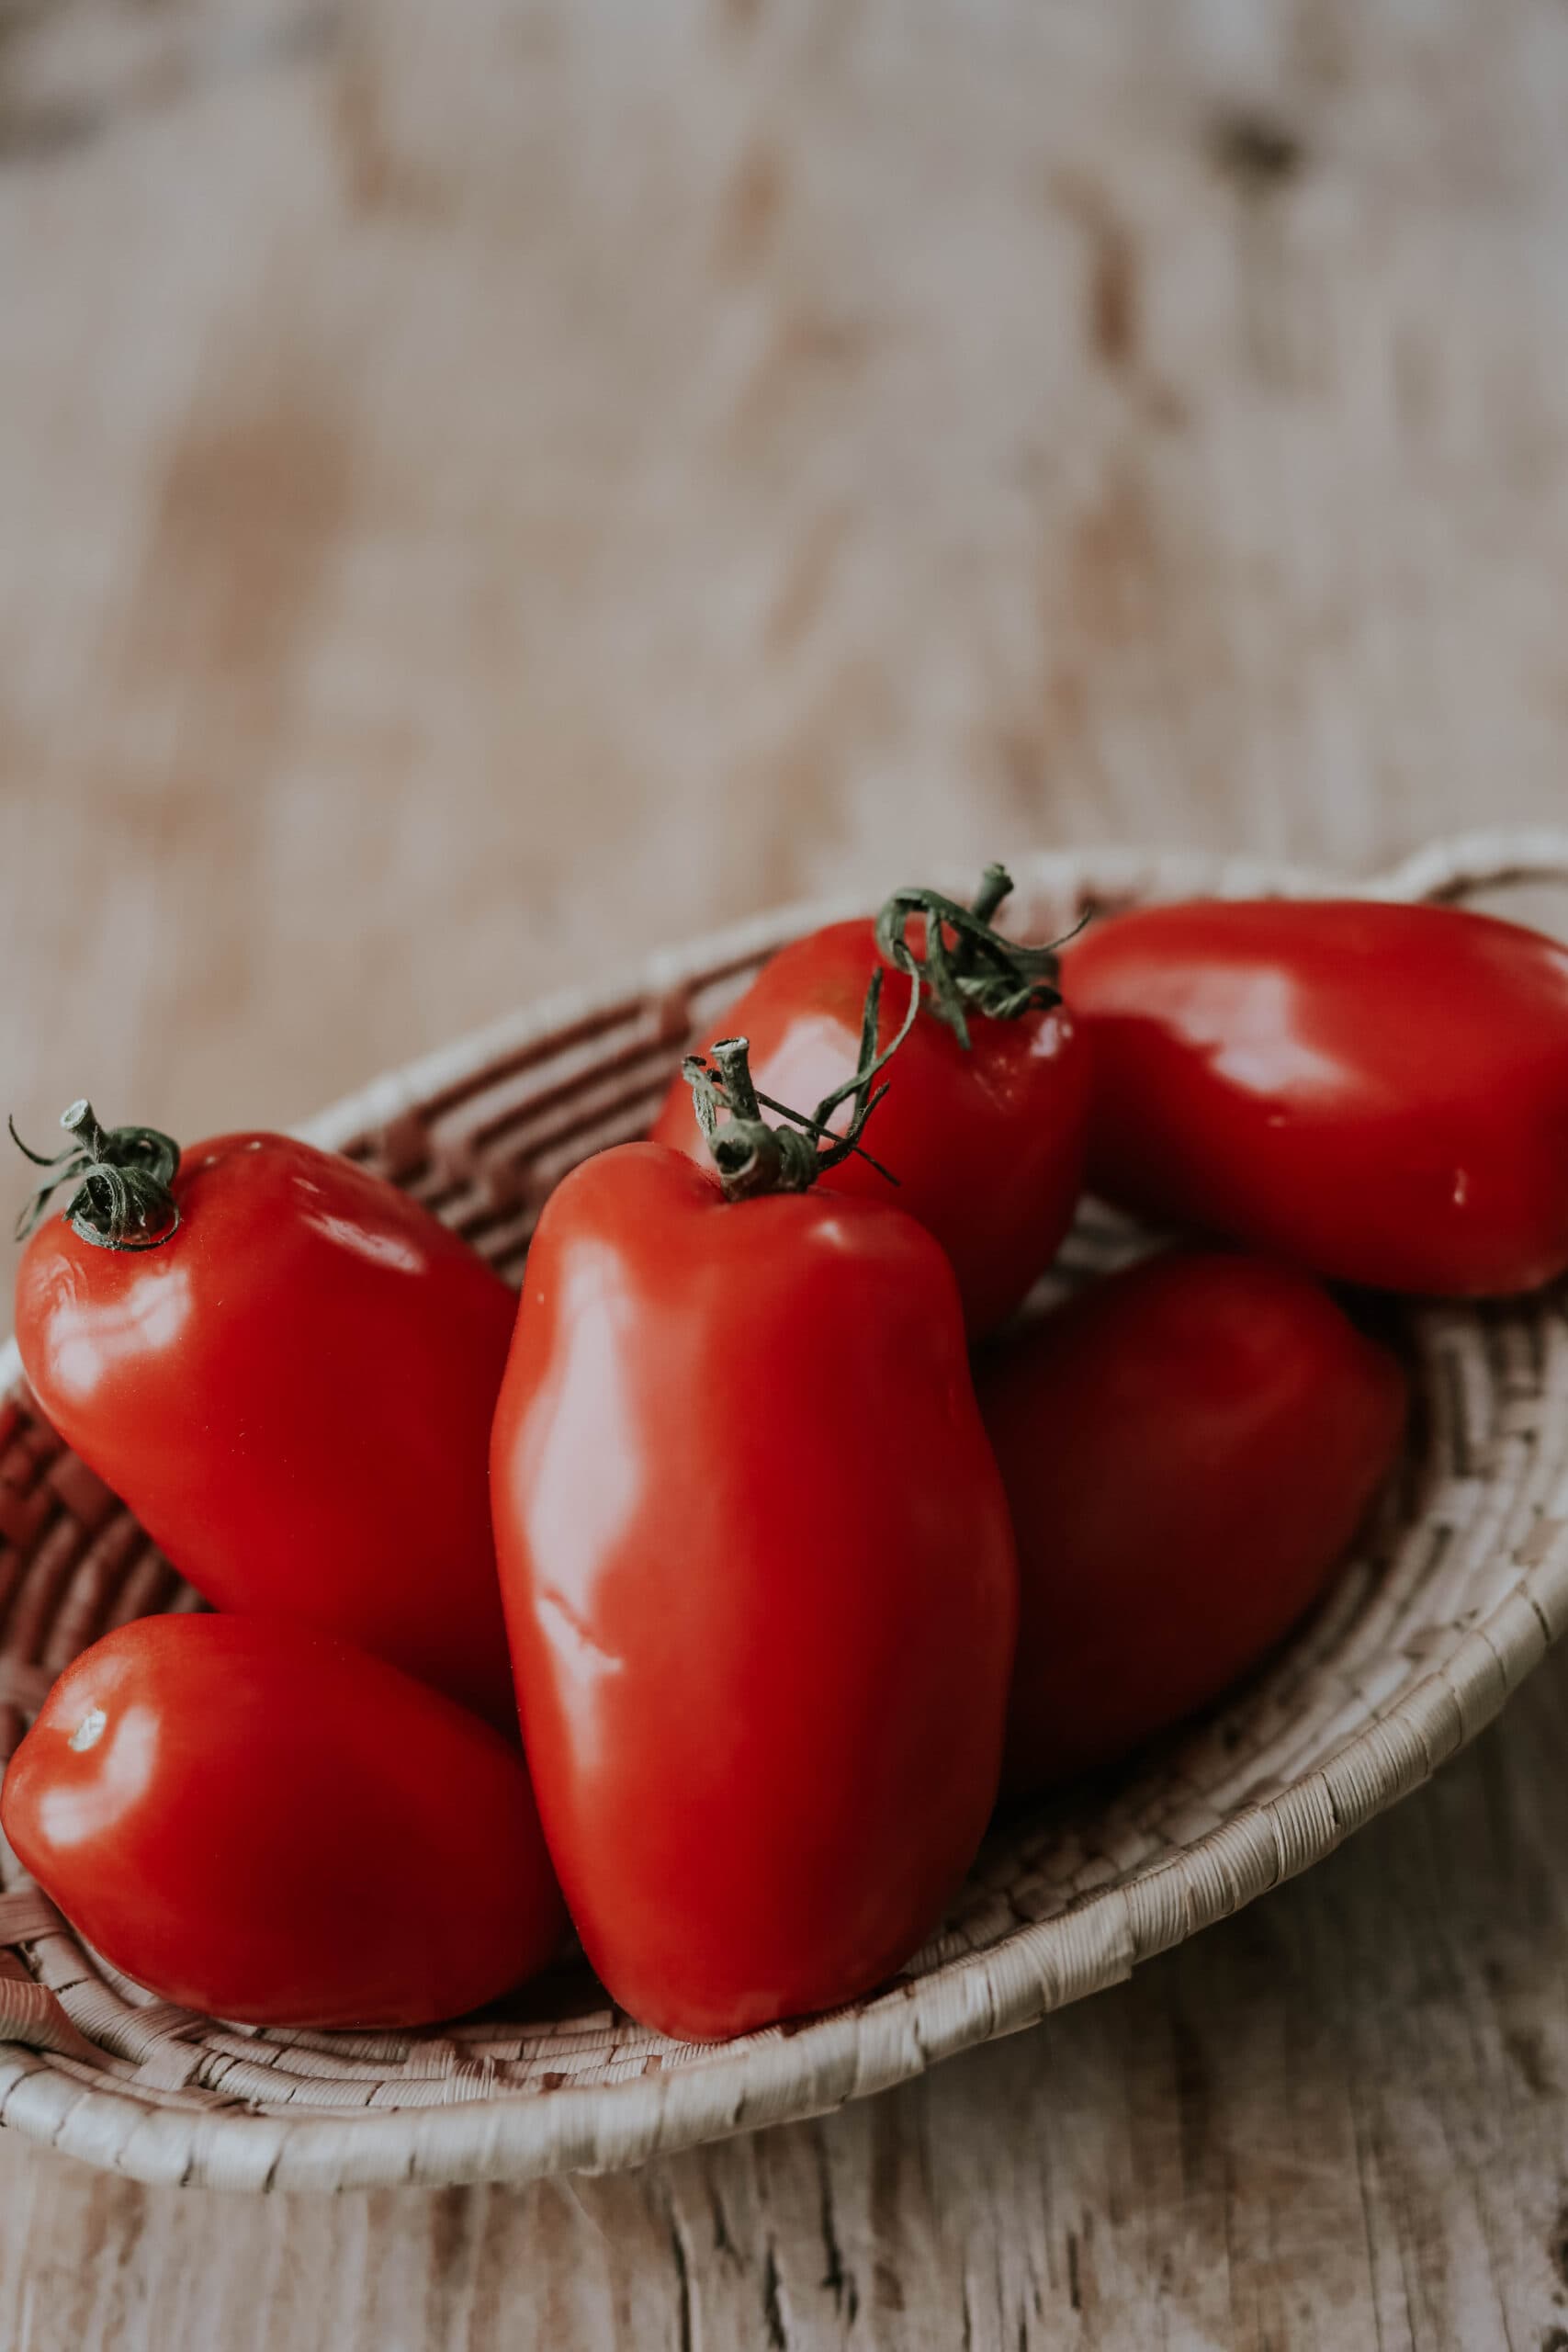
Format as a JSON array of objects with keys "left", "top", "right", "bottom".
[{"left": 2, "top": 829, "right": 1567, "bottom": 2193}]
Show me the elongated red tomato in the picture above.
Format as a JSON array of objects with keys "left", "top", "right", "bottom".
[
  {"left": 491, "top": 1139, "right": 1018, "bottom": 2041},
  {"left": 1066, "top": 898, "right": 1568, "bottom": 1295},
  {"left": 13, "top": 1107, "right": 515, "bottom": 1724},
  {"left": 979, "top": 1250, "right": 1407, "bottom": 1793},
  {"left": 652, "top": 870, "right": 1090, "bottom": 1336},
  {"left": 0, "top": 1616, "right": 564, "bottom": 2027}
]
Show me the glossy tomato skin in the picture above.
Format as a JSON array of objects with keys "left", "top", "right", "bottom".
[
  {"left": 491, "top": 1142, "right": 1018, "bottom": 2041},
  {"left": 650, "top": 919, "right": 1090, "bottom": 1337},
  {"left": 0, "top": 1616, "right": 564, "bottom": 2027},
  {"left": 1066, "top": 899, "right": 1568, "bottom": 1296},
  {"left": 15, "top": 1135, "right": 516, "bottom": 1725},
  {"left": 978, "top": 1250, "right": 1408, "bottom": 1794}
]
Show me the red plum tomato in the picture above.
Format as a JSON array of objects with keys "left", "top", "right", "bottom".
[
  {"left": 491, "top": 1141, "right": 1019, "bottom": 2041},
  {"left": 978, "top": 1250, "right": 1408, "bottom": 1793},
  {"left": 0, "top": 1615, "right": 564, "bottom": 2028},
  {"left": 1065, "top": 899, "right": 1568, "bottom": 1296}
]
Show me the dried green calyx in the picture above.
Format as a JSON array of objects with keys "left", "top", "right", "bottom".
[
  {"left": 682, "top": 962, "right": 918, "bottom": 1203},
  {"left": 875, "top": 863, "right": 1071, "bottom": 1048},
  {"left": 11, "top": 1100, "right": 181, "bottom": 1252}
]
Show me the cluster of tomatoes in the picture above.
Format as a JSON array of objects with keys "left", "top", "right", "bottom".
[{"left": 6, "top": 869, "right": 1568, "bottom": 2044}]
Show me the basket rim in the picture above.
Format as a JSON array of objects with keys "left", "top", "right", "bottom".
[{"left": 5, "top": 823, "right": 1568, "bottom": 2193}]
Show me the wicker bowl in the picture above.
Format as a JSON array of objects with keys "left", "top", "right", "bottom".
[{"left": 1, "top": 830, "right": 1566, "bottom": 2193}]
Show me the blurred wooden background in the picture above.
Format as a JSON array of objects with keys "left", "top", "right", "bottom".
[{"left": 5, "top": 0, "right": 1568, "bottom": 2344}]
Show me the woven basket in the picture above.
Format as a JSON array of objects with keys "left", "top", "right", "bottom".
[{"left": 1, "top": 830, "right": 1566, "bottom": 2194}]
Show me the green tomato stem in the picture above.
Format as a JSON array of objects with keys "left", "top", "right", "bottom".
[{"left": 10, "top": 1100, "right": 182, "bottom": 1251}]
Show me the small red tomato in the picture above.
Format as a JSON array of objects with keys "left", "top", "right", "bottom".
[
  {"left": 13, "top": 1104, "right": 515, "bottom": 1724},
  {"left": 652, "top": 867, "right": 1090, "bottom": 1336},
  {"left": 0, "top": 1616, "right": 564, "bottom": 2028},
  {"left": 1065, "top": 898, "right": 1568, "bottom": 1296},
  {"left": 494, "top": 1030, "right": 1017, "bottom": 2041},
  {"left": 978, "top": 1250, "right": 1407, "bottom": 1793}
]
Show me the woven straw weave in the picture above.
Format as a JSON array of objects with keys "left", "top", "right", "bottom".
[{"left": 0, "top": 830, "right": 1565, "bottom": 2194}]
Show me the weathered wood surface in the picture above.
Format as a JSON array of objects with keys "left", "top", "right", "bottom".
[{"left": 4, "top": 0, "right": 1568, "bottom": 2343}]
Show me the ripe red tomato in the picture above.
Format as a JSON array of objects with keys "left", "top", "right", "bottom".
[
  {"left": 491, "top": 1127, "right": 1018, "bottom": 2041},
  {"left": 1066, "top": 898, "right": 1568, "bottom": 1295},
  {"left": 13, "top": 1107, "right": 516, "bottom": 1724},
  {"left": 978, "top": 1250, "right": 1408, "bottom": 1793},
  {"left": 651, "top": 869, "right": 1090, "bottom": 1336},
  {"left": 0, "top": 1616, "right": 564, "bottom": 2028}
]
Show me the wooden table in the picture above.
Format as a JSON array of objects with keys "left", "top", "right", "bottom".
[{"left": 5, "top": 1, "right": 1568, "bottom": 2342}]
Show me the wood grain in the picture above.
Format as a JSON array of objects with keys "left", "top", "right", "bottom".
[{"left": 3, "top": 0, "right": 1568, "bottom": 2341}]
